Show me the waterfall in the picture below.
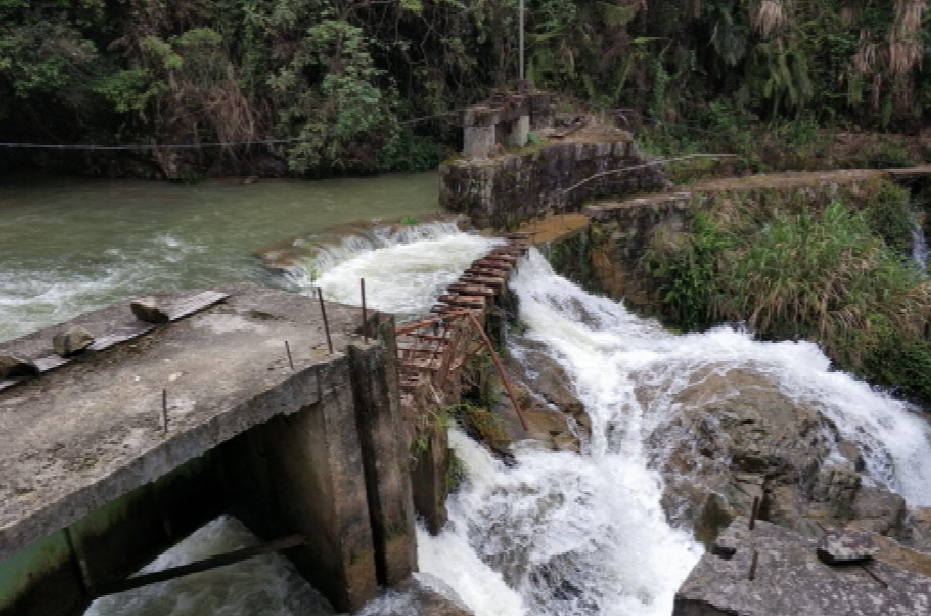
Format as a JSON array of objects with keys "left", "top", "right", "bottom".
[
  {"left": 419, "top": 247, "right": 931, "bottom": 616},
  {"left": 913, "top": 215, "right": 929, "bottom": 272},
  {"left": 82, "top": 233, "right": 931, "bottom": 616},
  {"left": 285, "top": 222, "right": 501, "bottom": 316}
]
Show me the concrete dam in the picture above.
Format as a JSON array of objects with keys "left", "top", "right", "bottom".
[{"left": 0, "top": 232, "right": 528, "bottom": 616}]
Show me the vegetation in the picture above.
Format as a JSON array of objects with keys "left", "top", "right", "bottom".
[
  {"left": 3, "top": 1, "right": 931, "bottom": 178},
  {"left": 644, "top": 180, "right": 931, "bottom": 403}
]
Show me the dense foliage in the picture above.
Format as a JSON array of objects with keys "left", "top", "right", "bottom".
[
  {"left": 1, "top": 1, "right": 929, "bottom": 177},
  {"left": 644, "top": 180, "right": 931, "bottom": 403}
]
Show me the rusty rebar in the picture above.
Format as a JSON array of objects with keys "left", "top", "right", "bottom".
[
  {"left": 161, "top": 389, "right": 168, "bottom": 433},
  {"left": 464, "top": 311, "right": 529, "bottom": 431},
  {"left": 285, "top": 341, "right": 295, "bottom": 370},
  {"left": 748, "top": 549, "right": 758, "bottom": 581},
  {"left": 317, "top": 287, "right": 334, "bottom": 354},
  {"left": 361, "top": 278, "right": 369, "bottom": 343},
  {"left": 749, "top": 496, "right": 761, "bottom": 530}
]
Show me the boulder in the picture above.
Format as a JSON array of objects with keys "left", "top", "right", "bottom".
[
  {"left": 130, "top": 297, "right": 170, "bottom": 323},
  {"left": 509, "top": 338, "right": 589, "bottom": 436},
  {"left": 52, "top": 326, "right": 95, "bottom": 357},
  {"left": 360, "top": 576, "right": 473, "bottom": 616},
  {"left": 0, "top": 355, "right": 39, "bottom": 379},
  {"left": 643, "top": 364, "right": 910, "bottom": 545}
]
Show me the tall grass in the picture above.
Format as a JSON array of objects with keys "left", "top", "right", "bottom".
[
  {"left": 644, "top": 183, "right": 931, "bottom": 402},
  {"left": 713, "top": 201, "right": 931, "bottom": 367}
]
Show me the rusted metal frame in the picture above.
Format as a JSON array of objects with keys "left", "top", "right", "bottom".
[
  {"left": 434, "top": 316, "right": 470, "bottom": 390},
  {"left": 395, "top": 309, "right": 469, "bottom": 336}
]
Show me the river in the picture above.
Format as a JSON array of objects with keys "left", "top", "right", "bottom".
[
  {"left": 4, "top": 179, "right": 931, "bottom": 616},
  {"left": 0, "top": 173, "right": 438, "bottom": 342}
]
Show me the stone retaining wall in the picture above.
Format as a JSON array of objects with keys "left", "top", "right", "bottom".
[{"left": 440, "top": 136, "right": 668, "bottom": 229}]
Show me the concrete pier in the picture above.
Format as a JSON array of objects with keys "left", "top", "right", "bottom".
[{"left": 0, "top": 283, "right": 416, "bottom": 615}]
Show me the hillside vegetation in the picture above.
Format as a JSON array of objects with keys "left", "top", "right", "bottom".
[{"left": 2, "top": 1, "right": 930, "bottom": 177}]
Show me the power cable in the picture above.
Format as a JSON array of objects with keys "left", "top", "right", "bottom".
[{"left": 0, "top": 109, "right": 464, "bottom": 151}]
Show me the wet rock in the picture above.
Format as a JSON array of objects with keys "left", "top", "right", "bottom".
[
  {"left": 846, "top": 484, "right": 907, "bottom": 536},
  {"left": 372, "top": 576, "right": 474, "bottom": 616},
  {"left": 0, "top": 355, "right": 39, "bottom": 379},
  {"left": 52, "top": 326, "right": 95, "bottom": 357},
  {"left": 817, "top": 529, "right": 879, "bottom": 564},
  {"left": 644, "top": 365, "right": 910, "bottom": 545},
  {"left": 509, "top": 338, "right": 589, "bottom": 436},
  {"left": 130, "top": 297, "right": 170, "bottom": 323},
  {"left": 904, "top": 507, "right": 931, "bottom": 552}
]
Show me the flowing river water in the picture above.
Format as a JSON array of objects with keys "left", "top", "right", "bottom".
[
  {"left": 0, "top": 173, "right": 438, "bottom": 342},
  {"left": 3, "top": 179, "right": 931, "bottom": 616}
]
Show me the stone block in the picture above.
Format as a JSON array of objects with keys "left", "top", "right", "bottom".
[
  {"left": 817, "top": 530, "right": 879, "bottom": 564},
  {"left": 52, "top": 326, "right": 95, "bottom": 357},
  {"left": 0, "top": 355, "right": 39, "bottom": 378},
  {"left": 130, "top": 297, "right": 169, "bottom": 323}
]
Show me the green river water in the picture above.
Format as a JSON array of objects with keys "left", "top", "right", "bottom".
[{"left": 0, "top": 173, "right": 438, "bottom": 342}]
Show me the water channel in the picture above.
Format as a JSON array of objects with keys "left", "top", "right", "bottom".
[{"left": 3, "top": 174, "right": 931, "bottom": 616}]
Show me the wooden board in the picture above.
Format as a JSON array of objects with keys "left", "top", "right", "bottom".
[
  {"left": 89, "top": 322, "right": 155, "bottom": 352},
  {"left": 167, "top": 291, "right": 230, "bottom": 321}
]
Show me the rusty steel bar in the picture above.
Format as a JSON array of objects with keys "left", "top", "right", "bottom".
[
  {"left": 361, "top": 278, "right": 369, "bottom": 343},
  {"left": 285, "top": 341, "right": 295, "bottom": 370},
  {"left": 464, "top": 312, "right": 529, "bottom": 432},
  {"left": 94, "top": 535, "right": 306, "bottom": 597},
  {"left": 748, "top": 549, "right": 758, "bottom": 581},
  {"left": 317, "top": 287, "right": 334, "bottom": 354},
  {"left": 161, "top": 389, "right": 168, "bottom": 433},
  {"left": 749, "top": 496, "right": 760, "bottom": 530}
]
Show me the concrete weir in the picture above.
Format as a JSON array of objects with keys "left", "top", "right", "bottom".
[{"left": 0, "top": 283, "right": 415, "bottom": 616}]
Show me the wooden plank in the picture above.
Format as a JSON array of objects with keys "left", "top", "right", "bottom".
[
  {"left": 473, "top": 259, "right": 513, "bottom": 270},
  {"left": 88, "top": 322, "right": 156, "bottom": 352},
  {"left": 33, "top": 355, "right": 71, "bottom": 373},
  {"left": 438, "top": 295, "right": 486, "bottom": 307},
  {"left": 466, "top": 267, "right": 509, "bottom": 277},
  {"left": 94, "top": 535, "right": 305, "bottom": 597},
  {"left": 460, "top": 275, "right": 505, "bottom": 287},
  {"left": 0, "top": 378, "right": 25, "bottom": 392},
  {"left": 447, "top": 284, "right": 496, "bottom": 297},
  {"left": 167, "top": 291, "right": 229, "bottom": 322}
]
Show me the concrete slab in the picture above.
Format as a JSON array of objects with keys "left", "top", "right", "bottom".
[
  {"left": 0, "top": 283, "right": 368, "bottom": 561},
  {"left": 674, "top": 517, "right": 931, "bottom": 615}
]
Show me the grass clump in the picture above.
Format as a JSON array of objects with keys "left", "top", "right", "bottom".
[{"left": 645, "top": 185, "right": 931, "bottom": 403}]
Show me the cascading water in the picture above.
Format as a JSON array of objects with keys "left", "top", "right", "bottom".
[
  {"left": 418, "top": 247, "right": 931, "bottom": 616},
  {"left": 289, "top": 222, "right": 501, "bottom": 316},
  {"left": 80, "top": 230, "right": 931, "bottom": 616},
  {"left": 912, "top": 215, "right": 929, "bottom": 273}
]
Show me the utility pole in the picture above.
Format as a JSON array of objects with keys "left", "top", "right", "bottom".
[{"left": 518, "top": 0, "right": 525, "bottom": 81}]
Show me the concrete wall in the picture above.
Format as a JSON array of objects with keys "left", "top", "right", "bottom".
[
  {"left": 439, "top": 139, "right": 668, "bottom": 229},
  {"left": 0, "top": 454, "right": 224, "bottom": 616},
  {"left": 0, "top": 287, "right": 417, "bottom": 616}
]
